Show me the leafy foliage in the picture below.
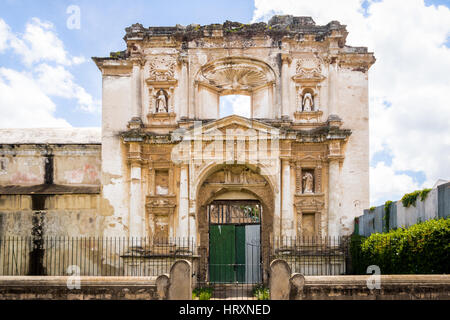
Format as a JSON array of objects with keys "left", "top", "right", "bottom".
[
  {"left": 401, "top": 188, "right": 432, "bottom": 208},
  {"left": 192, "top": 286, "right": 214, "bottom": 300},
  {"left": 351, "top": 218, "right": 450, "bottom": 274},
  {"left": 384, "top": 200, "right": 393, "bottom": 232},
  {"left": 252, "top": 285, "right": 270, "bottom": 300}
]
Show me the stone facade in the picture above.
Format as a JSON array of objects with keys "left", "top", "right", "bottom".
[
  {"left": 0, "top": 15, "right": 375, "bottom": 245},
  {"left": 92, "top": 15, "right": 375, "bottom": 243}
]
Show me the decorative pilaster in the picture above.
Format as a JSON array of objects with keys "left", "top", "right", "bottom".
[
  {"left": 178, "top": 53, "right": 189, "bottom": 119},
  {"left": 328, "top": 159, "right": 340, "bottom": 238},
  {"left": 281, "top": 53, "right": 292, "bottom": 119},
  {"left": 128, "top": 142, "right": 144, "bottom": 243},
  {"left": 281, "top": 158, "right": 295, "bottom": 237},
  {"left": 328, "top": 58, "right": 339, "bottom": 116},
  {"left": 314, "top": 165, "right": 322, "bottom": 193},
  {"left": 177, "top": 164, "right": 189, "bottom": 239},
  {"left": 295, "top": 162, "right": 302, "bottom": 195}
]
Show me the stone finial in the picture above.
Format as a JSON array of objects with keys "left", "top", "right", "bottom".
[
  {"left": 156, "top": 274, "right": 170, "bottom": 300},
  {"left": 269, "top": 259, "right": 292, "bottom": 300},
  {"left": 168, "top": 260, "right": 192, "bottom": 300},
  {"left": 290, "top": 273, "right": 305, "bottom": 300}
]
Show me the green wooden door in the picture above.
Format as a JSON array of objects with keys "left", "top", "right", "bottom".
[
  {"left": 209, "top": 225, "right": 235, "bottom": 283},
  {"left": 235, "top": 225, "right": 246, "bottom": 283}
]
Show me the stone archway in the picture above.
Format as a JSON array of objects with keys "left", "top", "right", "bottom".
[{"left": 196, "top": 164, "right": 274, "bottom": 284}]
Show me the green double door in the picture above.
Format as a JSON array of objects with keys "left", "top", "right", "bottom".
[{"left": 209, "top": 224, "right": 261, "bottom": 283}]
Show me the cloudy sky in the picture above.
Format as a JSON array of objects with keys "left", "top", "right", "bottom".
[{"left": 0, "top": 0, "right": 449, "bottom": 206}]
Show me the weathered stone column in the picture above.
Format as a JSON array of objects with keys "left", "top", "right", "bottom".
[
  {"left": 179, "top": 53, "right": 189, "bottom": 118},
  {"left": 328, "top": 159, "right": 340, "bottom": 238},
  {"left": 177, "top": 164, "right": 189, "bottom": 239},
  {"left": 281, "top": 54, "right": 291, "bottom": 118},
  {"left": 129, "top": 160, "right": 144, "bottom": 243},
  {"left": 131, "top": 62, "right": 142, "bottom": 118},
  {"left": 328, "top": 60, "right": 338, "bottom": 116},
  {"left": 281, "top": 159, "right": 295, "bottom": 237}
]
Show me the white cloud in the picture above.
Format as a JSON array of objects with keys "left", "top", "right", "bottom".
[
  {"left": 35, "top": 64, "right": 100, "bottom": 113},
  {"left": 220, "top": 95, "right": 251, "bottom": 118},
  {"left": 0, "top": 17, "right": 99, "bottom": 123},
  {"left": 370, "top": 162, "right": 421, "bottom": 204},
  {"left": 0, "top": 68, "right": 71, "bottom": 128},
  {"left": 0, "top": 19, "right": 10, "bottom": 52},
  {"left": 253, "top": 0, "right": 450, "bottom": 205},
  {"left": 6, "top": 17, "right": 84, "bottom": 66}
]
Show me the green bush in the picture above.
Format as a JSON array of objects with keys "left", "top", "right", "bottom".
[
  {"left": 401, "top": 188, "right": 432, "bottom": 207},
  {"left": 351, "top": 218, "right": 450, "bottom": 274},
  {"left": 192, "top": 286, "right": 214, "bottom": 300},
  {"left": 252, "top": 285, "right": 270, "bottom": 300}
]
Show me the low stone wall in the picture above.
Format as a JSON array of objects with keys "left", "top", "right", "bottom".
[
  {"left": 270, "top": 259, "right": 450, "bottom": 300},
  {"left": 0, "top": 259, "right": 193, "bottom": 300},
  {"left": 298, "top": 275, "right": 450, "bottom": 300},
  {"left": 0, "top": 276, "right": 159, "bottom": 300}
]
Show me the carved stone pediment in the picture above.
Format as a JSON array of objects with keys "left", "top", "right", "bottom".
[
  {"left": 147, "top": 112, "right": 177, "bottom": 128},
  {"left": 184, "top": 115, "right": 281, "bottom": 139},
  {"left": 146, "top": 195, "right": 176, "bottom": 215},
  {"left": 294, "top": 194, "right": 325, "bottom": 211},
  {"left": 294, "top": 110, "right": 323, "bottom": 123}
]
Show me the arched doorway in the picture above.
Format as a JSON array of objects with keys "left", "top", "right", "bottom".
[
  {"left": 196, "top": 164, "right": 274, "bottom": 286},
  {"left": 208, "top": 200, "right": 262, "bottom": 284}
]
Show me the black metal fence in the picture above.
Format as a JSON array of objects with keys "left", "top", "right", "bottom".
[
  {"left": 271, "top": 236, "right": 350, "bottom": 276},
  {"left": 0, "top": 237, "right": 196, "bottom": 276},
  {"left": 0, "top": 235, "right": 354, "bottom": 299}
]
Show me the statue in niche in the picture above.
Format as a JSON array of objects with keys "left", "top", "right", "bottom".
[
  {"left": 224, "top": 167, "right": 232, "bottom": 184},
  {"left": 156, "top": 89, "right": 168, "bottom": 113},
  {"left": 302, "top": 172, "right": 314, "bottom": 194},
  {"left": 302, "top": 92, "right": 314, "bottom": 112},
  {"left": 240, "top": 167, "right": 251, "bottom": 184}
]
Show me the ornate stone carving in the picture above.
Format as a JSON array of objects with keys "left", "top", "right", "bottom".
[
  {"left": 198, "top": 57, "right": 274, "bottom": 94},
  {"left": 295, "top": 56, "right": 324, "bottom": 80},
  {"left": 148, "top": 56, "right": 176, "bottom": 82}
]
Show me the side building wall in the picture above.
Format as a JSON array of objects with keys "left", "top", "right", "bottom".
[{"left": 0, "top": 138, "right": 103, "bottom": 238}]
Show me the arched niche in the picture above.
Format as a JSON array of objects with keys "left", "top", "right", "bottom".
[{"left": 195, "top": 57, "right": 277, "bottom": 119}]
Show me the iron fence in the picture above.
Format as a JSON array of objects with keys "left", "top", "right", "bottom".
[
  {"left": 271, "top": 236, "right": 350, "bottom": 276},
  {"left": 0, "top": 236, "right": 196, "bottom": 276}
]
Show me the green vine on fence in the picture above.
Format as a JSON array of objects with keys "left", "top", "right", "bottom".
[
  {"left": 384, "top": 200, "right": 393, "bottom": 232},
  {"left": 369, "top": 206, "right": 376, "bottom": 212},
  {"left": 401, "top": 188, "right": 432, "bottom": 207}
]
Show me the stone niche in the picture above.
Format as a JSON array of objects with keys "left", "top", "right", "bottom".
[
  {"left": 145, "top": 55, "right": 178, "bottom": 129},
  {"left": 293, "top": 55, "right": 325, "bottom": 124}
]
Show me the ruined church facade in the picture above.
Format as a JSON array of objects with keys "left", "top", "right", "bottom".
[
  {"left": 94, "top": 14, "right": 375, "bottom": 246},
  {"left": 0, "top": 16, "right": 375, "bottom": 249}
]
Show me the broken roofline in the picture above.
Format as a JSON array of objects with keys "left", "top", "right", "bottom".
[{"left": 92, "top": 15, "right": 373, "bottom": 65}]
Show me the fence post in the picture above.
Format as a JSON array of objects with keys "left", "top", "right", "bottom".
[
  {"left": 168, "top": 259, "right": 192, "bottom": 300},
  {"left": 269, "top": 259, "right": 291, "bottom": 300}
]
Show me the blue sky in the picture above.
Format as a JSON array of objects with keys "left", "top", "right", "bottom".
[
  {"left": 0, "top": 0, "right": 449, "bottom": 206},
  {"left": 0, "top": 0, "right": 255, "bottom": 127}
]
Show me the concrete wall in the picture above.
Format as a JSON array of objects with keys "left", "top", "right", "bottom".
[{"left": 357, "top": 183, "right": 450, "bottom": 237}]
